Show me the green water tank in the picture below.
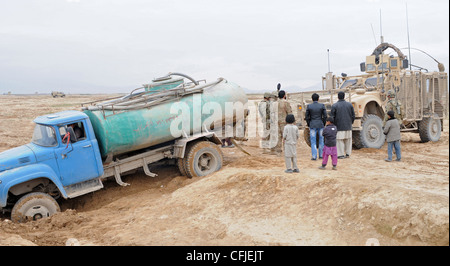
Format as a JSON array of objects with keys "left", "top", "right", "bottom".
[{"left": 83, "top": 76, "right": 247, "bottom": 159}]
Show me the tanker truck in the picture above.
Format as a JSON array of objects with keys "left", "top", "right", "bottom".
[{"left": 0, "top": 73, "right": 248, "bottom": 222}]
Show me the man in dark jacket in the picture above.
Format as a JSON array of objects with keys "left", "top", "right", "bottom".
[
  {"left": 330, "top": 91, "right": 355, "bottom": 158},
  {"left": 305, "top": 93, "right": 327, "bottom": 160}
]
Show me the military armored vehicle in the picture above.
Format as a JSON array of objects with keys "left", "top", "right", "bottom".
[
  {"left": 289, "top": 42, "right": 448, "bottom": 149},
  {"left": 51, "top": 91, "right": 66, "bottom": 98}
]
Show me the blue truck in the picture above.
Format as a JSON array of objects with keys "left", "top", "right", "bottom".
[{"left": 0, "top": 74, "right": 248, "bottom": 222}]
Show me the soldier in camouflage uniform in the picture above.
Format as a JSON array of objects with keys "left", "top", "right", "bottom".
[
  {"left": 258, "top": 92, "right": 272, "bottom": 153},
  {"left": 270, "top": 90, "right": 292, "bottom": 155},
  {"left": 383, "top": 89, "right": 404, "bottom": 127}
]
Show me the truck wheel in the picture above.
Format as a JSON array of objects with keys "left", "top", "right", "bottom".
[
  {"left": 177, "top": 158, "right": 188, "bottom": 176},
  {"left": 184, "top": 141, "right": 223, "bottom": 178},
  {"left": 354, "top": 114, "right": 385, "bottom": 149},
  {"left": 419, "top": 114, "right": 441, "bottom": 142},
  {"left": 177, "top": 142, "right": 195, "bottom": 176},
  {"left": 11, "top": 192, "right": 60, "bottom": 223}
]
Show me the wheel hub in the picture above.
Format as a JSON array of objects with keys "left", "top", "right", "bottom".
[
  {"left": 197, "top": 151, "right": 218, "bottom": 174},
  {"left": 24, "top": 206, "right": 49, "bottom": 221},
  {"left": 200, "top": 157, "right": 210, "bottom": 167},
  {"left": 431, "top": 121, "right": 438, "bottom": 134},
  {"left": 368, "top": 126, "right": 379, "bottom": 139}
]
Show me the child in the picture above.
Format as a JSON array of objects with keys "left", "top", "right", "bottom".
[
  {"left": 383, "top": 110, "right": 401, "bottom": 162},
  {"left": 319, "top": 117, "right": 338, "bottom": 170},
  {"left": 283, "top": 114, "right": 299, "bottom": 173}
]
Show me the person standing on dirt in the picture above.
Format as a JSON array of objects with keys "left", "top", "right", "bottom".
[
  {"left": 268, "top": 91, "right": 278, "bottom": 154},
  {"left": 330, "top": 91, "right": 355, "bottom": 159},
  {"left": 258, "top": 92, "right": 271, "bottom": 153},
  {"left": 283, "top": 114, "right": 299, "bottom": 173},
  {"left": 271, "top": 90, "right": 292, "bottom": 155},
  {"left": 384, "top": 110, "right": 402, "bottom": 162},
  {"left": 383, "top": 89, "right": 404, "bottom": 127},
  {"left": 319, "top": 117, "right": 338, "bottom": 170},
  {"left": 305, "top": 93, "right": 327, "bottom": 160}
]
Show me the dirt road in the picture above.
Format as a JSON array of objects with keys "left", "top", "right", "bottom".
[{"left": 0, "top": 95, "right": 448, "bottom": 246}]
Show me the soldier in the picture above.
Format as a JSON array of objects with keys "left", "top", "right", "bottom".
[
  {"left": 258, "top": 92, "right": 271, "bottom": 153},
  {"left": 268, "top": 92, "right": 278, "bottom": 154},
  {"left": 270, "top": 90, "right": 292, "bottom": 155},
  {"left": 383, "top": 89, "right": 404, "bottom": 126}
]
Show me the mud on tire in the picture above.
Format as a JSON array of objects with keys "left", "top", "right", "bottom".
[
  {"left": 11, "top": 192, "right": 60, "bottom": 223},
  {"left": 353, "top": 114, "right": 385, "bottom": 149},
  {"left": 184, "top": 141, "right": 223, "bottom": 178},
  {"left": 303, "top": 127, "right": 320, "bottom": 149},
  {"left": 419, "top": 113, "right": 441, "bottom": 142}
]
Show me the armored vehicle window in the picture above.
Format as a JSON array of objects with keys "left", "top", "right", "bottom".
[
  {"left": 340, "top": 79, "right": 357, "bottom": 90},
  {"left": 377, "top": 62, "right": 388, "bottom": 71},
  {"left": 365, "top": 78, "right": 376, "bottom": 87},
  {"left": 390, "top": 59, "right": 398, "bottom": 68},
  {"left": 32, "top": 124, "right": 57, "bottom": 147},
  {"left": 366, "top": 64, "right": 375, "bottom": 72}
]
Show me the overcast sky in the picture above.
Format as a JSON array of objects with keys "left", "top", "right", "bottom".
[{"left": 0, "top": 0, "right": 448, "bottom": 94}]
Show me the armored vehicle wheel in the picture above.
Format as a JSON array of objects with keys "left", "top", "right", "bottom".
[
  {"left": 304, "top": 128, "right": 311, "bottom": 147},
  {"left": 11, "top": 192, "right": 60, "bottom": 223},
  {"left": 419, "top": 114, "right": 441, "bottom": 142},
  {"left": 184, "top": 141, "right": 223, "bottom": 178},
  {"left": 303, "top": 128, "right": 320, "bottom": 148},
  {"left": 353, "top": 114, "right": 385, "bottom": 149}
]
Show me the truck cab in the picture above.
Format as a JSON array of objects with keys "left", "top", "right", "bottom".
[{"left": 0, "top": 111, "right": 104, "bottom": 222}]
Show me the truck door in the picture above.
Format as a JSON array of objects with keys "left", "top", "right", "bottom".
[{"left": 55, "top": 121, "right": 100, "bottom": 186}]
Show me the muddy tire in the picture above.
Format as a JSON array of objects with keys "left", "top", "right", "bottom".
[
  {"left": 353, "top": 114, "right": 385, "bottom": 149},
  {"left": 184, "top": 141, "right": 223, "bottom": 178},
  {"left": 177, "top": 142, "right": 196, "bottom": 176},
  {"left": 419, "top": 114, "right": 441, "bottom": 142},
  {"left": 303, "top": 127, "right": 320, "bottom": 148},
  {"left": 11, "top": 192, "right": 60, "bottom": 223},
  {"left": 303, "top": 128, "right": 311, "bottom": 147},
  {"left": 177, "top": 158, "right": 188, "bottom": 176}
]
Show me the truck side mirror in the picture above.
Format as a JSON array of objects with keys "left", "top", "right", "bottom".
[
  {"left": 360, "top": 62, "right": 366, "bottom": 72},
  {"left": 402, "top": 59, "right": 409, "bottom": 69}
]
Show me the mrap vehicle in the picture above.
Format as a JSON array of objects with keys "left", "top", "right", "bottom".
[{"left": 289, "top": 42, "right": 448, "bottom": 149}]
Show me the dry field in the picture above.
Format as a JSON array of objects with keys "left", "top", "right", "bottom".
[{"left": 0, "top": 94, "right": 448, "bottom": 246}]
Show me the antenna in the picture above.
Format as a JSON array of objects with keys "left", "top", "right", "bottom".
[
  {"left": 406, "top": 3, "right": 412, "bottom": 70},
  {"left": 379, "top": 9, "right": 384, "bottom": 43},
  {"left": 327, "top": 49, "right": 331, "bottom": 72},
  {"left": 371, "top": 23, "right": 378, "bottom": 46}
]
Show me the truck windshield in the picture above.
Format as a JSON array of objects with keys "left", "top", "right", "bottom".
[{"left": 32, "top": 124, "right": 57, "bottom": 147}]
